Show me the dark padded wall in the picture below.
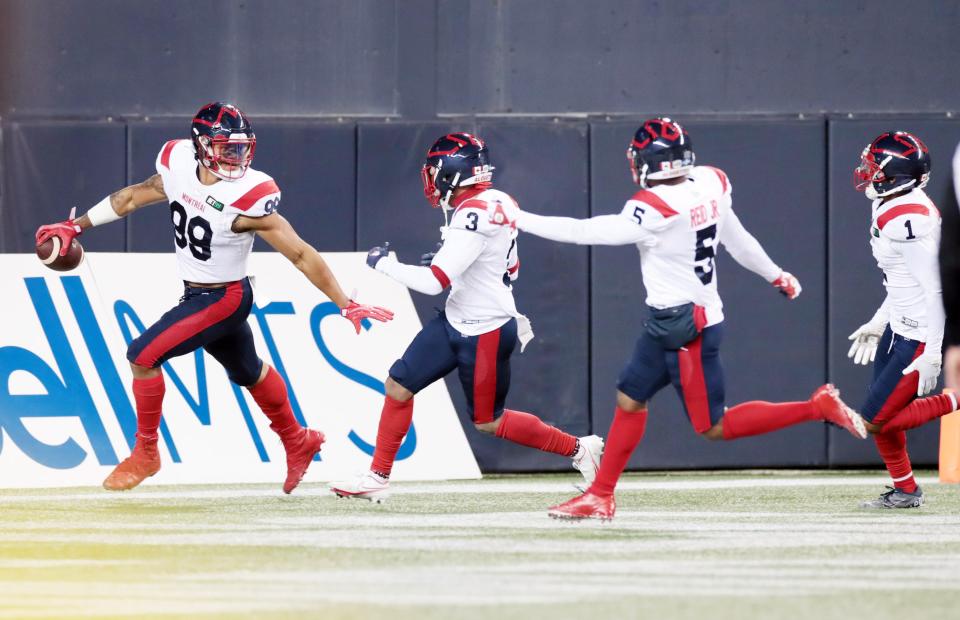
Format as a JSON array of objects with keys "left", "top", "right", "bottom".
[
  {"left": 0, "top": 0, "right": 399, "bottom": 117},
  {"left": 1, "top": 120, "right": 127, "bottom": 252},
  {"left": 3, "top": 2, "right": 959, "bottom": 117},
  {"left": 827, "top": 118, "right": 960, "bottom": 466},
  {"left": 356, "top": 122, "right": 590, "bottom": 471},
  {"left": 589, "top": 120, "right": 828, "bottom": 467}
]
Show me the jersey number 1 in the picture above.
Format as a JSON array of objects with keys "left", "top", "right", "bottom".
[
  {"left": 694, "top": 224, "right": 718, "bottom": 285},
  {"left": 171, "top": 202, "right": 213, "bottom": 261}
]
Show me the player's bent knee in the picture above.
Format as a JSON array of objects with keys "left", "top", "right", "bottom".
[
  {"left": 129, "top": 362, "right": 160, "bottom": 380},
  {"left": 385, "top": 377, "right": 414, "bottom": 402},
  {"left": 702, "top": 423, "right": 724, "bottom": 441},
  {"left": 474, "top": 421, "right": 498, "bottom": 434},
  {"left": 616, "top": 390, "right": 647, "bottom": 413}
]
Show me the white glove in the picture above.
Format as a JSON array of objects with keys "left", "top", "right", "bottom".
[
  {"left": 903, "top": 352, "right": 942, "bottom": 396},
  {"left": 847, "top": 321, "right": 886, "bottom": 366}
]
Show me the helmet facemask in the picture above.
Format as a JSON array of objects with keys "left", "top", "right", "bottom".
[{"left": 196, "top": 133, "right": 256, "bottom": 181}]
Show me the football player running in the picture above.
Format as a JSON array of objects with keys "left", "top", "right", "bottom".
[
  {"left": 35, "top": 102, "right": 394, "bottom": 493},
  {"left": 512, "top": 118, "right": 866, "bottom": 521},
  {"left": 329, "top": 133, "right": 603, "bottom": 502},
  {"left": 847, "top": 131, "right": 958, "bottom": 509}
]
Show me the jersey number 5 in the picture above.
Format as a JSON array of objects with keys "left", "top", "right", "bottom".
[
  {"left": 171, "top": 202, "right": 213, "bottom": 261},
  {"left": 694, "top": 224, "right": 718, "bottom": 285}
]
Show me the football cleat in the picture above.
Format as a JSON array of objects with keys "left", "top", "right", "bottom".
[
  {"left": 572, "top": 435, "right": 604, "bottom": 486},
  {"left": 811, "top": 384, "right": 868, "bottom": 439},
  {"left": 330, "top": 471, "right": 391, "bottom": 503},
  {"left": 102, "top": 441, "right": 161, "bottom": 491},
  {"left": 859, "top": 485, "right": 924, "bottom": 509},
  {"left": 547, "top": 491, "right": 615, "bottom": 521},
  {"left": 282, "top": 428, "right": 325, "bottom": 494}
]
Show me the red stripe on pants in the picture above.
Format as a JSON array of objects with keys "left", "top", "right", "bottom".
[
  {"left": 135, "top": 282, "right": 244, "bottom": 367},
  {"left": 678, "top": 336, "right": 712, "bottom": 433},
  {"left": 472, "top": 328, "right": 501, "bottom": 424},
  {"left": 873, "top": 343, "right": 925, "bottom": 425}
]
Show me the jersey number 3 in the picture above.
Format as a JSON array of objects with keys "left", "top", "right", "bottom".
[
  {"left": 694, "top": 224, "right": 718, "bottom": 285},
  {"left": 171, "top": 202, "right": 213, "bottom": 261}
]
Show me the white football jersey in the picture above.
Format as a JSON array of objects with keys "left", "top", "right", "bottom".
[
  {"left": 624, "top": 166, "right": 779, "bottom": 326},
  {"left": 869, "top": 188, "right": 942, "bottom": 341},
  {"left": 155, "top": 139, "right": 280, "bottom": 283},
  {"left": 430, "top": 187, "right": 522, "bottom": 336}
]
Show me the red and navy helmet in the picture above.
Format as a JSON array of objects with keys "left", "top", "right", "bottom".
[
  {"left": 191, "top": 102, "right": 256, "bottom": 181},
  {"left": 421, "top": 133, "right": 494, "bottom": 208},
  {"left": 854, "top": 131, "right": 930, "bottom": 199},
  {"left": 626, "top": 117, "right": 695, "bottom": 187}
]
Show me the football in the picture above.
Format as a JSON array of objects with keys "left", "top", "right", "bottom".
[{"left": 35, "top": 236, "right": 84, "bottom": 271}]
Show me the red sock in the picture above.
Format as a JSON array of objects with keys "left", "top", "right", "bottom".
[
  {"left": 247, "top": 366, "right": 301, "bottom": 443},
  {"left": 721, "top": 400, "right": 819, "bottom": 440},
  {"left": 371, "top": 396, "right": 415, "bottom": 476},
  {"left": 873, "top": 430, "right": 917, "bottom": 493},
  {"left": 880, "top": 393, "right": 958, "bottom": 433},
  {"left": 587, "top": 406, "right": 648, "bottom": 498},
  {"left": 132, "top": 375, "right": 165, "bottom": 444},
  {"left": 495, "top": 410, "right": 578, "bottom": 456}
]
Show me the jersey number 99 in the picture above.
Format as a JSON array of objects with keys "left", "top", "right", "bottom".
[{"left": 170, "top": 202, "right": 213, "bottom": 261}]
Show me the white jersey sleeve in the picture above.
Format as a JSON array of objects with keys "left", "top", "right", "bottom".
[
  {"left": 517, "top": 210, "right": 656, "bottom": 247},
  {"left": 719, "top": 208, "right": 781, "bottom": 282},
  {"left": 222, "top": 172, "right": 281, "bottom": 219},
  {"left": 891, "top": 216, "right": 945, "bottom": 353}
]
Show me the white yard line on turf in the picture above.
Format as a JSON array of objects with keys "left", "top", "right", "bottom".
[{"left": 0, "top": 475, "right": 941, "bottom": 502}]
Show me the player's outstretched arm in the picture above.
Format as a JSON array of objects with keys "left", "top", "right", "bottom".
[
  {"left": 899, "top": 238, "right": 945, "bottom": 395},
  {"left": 516, "top": 211, "right": 655, "bottom": 247},
  {"left": 367, "top": 228, "right": 485, "bottom": 296},
  {"left": 237, "top": 213, "right": 394, "bottom": 333},
  {"left": 35, "top": 174, "right": 167, "bottom": 256},
  {"left": 719, "top": 208, "right": 801, "bottom": 299}
]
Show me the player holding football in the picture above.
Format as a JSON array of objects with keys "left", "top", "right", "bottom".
[
  {"left": 847, "top": 131, "right": 958, "bottom": 509},
  {"left": 329, "top": 133, "right": 603, "bottom": 502},
  {"left": 512, "top": 118, "right": 866, "bottom": 521},
  {"left": 35, "top": 102, "right": 394, "bottom": 493}
]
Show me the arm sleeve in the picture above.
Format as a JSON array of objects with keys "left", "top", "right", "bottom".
[
  {"left": 376, "top": 227, "right": 486, "bottom": 296},
  {"left": 719, "top": 208, "right": 782, "bottom": 282},
  {"left": 517, "top": 211, "right": 656, "bottom": 246},
  {"left": 375, "top": 257, "right": 444, "bottom": 296},
  {"left": 899, "top": 239, "right": 945, "bottom": 354},
  {"left": 869, "top": 295, "right": 891, "bottom": 326}
]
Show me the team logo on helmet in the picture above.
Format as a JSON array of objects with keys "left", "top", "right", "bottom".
[
  {"left": 626, "top": 117, "right": 695, "bottom": 187},
  {"left": 191, "top": 102, "right": 257, "bottom": 181},
  {"left": 854, "top": 131, "right": 930, "bottom": 200},
  {"left": 421, "top": 133, "right": 495, "bottom": 209}
]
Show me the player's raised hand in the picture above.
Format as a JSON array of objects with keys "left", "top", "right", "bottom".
[
  {"left": 419, "top": 242, "right": 443, "bottom": 266},
  {"left": 340, "top": 301, "right": 395, "bottom": 334},
  {"left": 902, "top": 352, "right": 942, "bottom": 396},
  {"left": 847, "top": 321, "right": 885, "bottom": 365},
  {"left": 35, "top": 207, "right": 82, "bottom": 256},
  {"left": 366, "top": 242, "right": 390, "bottom": 269},
  {"left": 771, "top": 271, "right": 801, "bottom": 300}
]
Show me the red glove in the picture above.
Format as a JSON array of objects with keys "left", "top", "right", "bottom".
[
  {"left": 772, "top": 271, "right": 802, "bottom": 300},
  {"left": 36, "top": 208, "right": 82, "bottom": 257},
  {"left": 340, "top": 301, "right": 395, "bottom": 334}
]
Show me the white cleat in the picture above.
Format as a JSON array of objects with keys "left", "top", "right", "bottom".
[
  {"left": 329, "top": 471, "right": 391, "bottom": 504},
  {"left": 572, "top": 435, "right": 604, "bottom": 486}
]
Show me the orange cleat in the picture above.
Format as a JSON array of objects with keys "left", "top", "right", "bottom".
[
  {"left": 812, "top": 383, "right": 867, "bottom": 439},
  {"left": 282, "top": 428, "right": 325, "bottom": 494},
  {"left": 547, "top": 491, "right": 616, "bottom": 521},
  {"left": 102, "top": 442, "right": 161, "bottom": 491}
]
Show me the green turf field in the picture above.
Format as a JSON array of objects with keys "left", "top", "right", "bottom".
[{"left": 2, "top": 471, "right": 960, "bottom": 619}]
